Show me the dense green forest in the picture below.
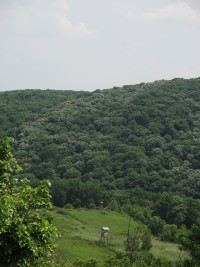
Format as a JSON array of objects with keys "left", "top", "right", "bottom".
[
  {"left": 1, "top": 78, "right": 200, "bottom": 228},
  {"left": 1, "top": 77, "right": 200, "bottom": 266}
]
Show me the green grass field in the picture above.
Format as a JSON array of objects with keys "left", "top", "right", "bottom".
[{"left": 51, "top": 208, "right": 188, "bottom": 263}]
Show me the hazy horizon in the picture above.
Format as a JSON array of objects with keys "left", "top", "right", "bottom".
[{"left": 0, "top": 0, "right": 200, "bottom": 91}]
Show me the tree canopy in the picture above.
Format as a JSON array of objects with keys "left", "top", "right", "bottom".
[
  {"left": 0, "top": 137, "right": 59, "bottom": 266},
  {"left": 1, "top": 78, "right": 200, "bottom": 229}
]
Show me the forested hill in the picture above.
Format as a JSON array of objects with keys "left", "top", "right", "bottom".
[{"left": 1, "top": 78, "right": 200, "bottom": 223}]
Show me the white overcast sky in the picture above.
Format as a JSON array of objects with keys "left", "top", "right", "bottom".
[{"left": 0, "top": 0, "right": 200, "bottom": 91}]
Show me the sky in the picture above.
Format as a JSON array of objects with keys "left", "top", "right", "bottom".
[{"left": 0, "top": 0, "right": 200, "bottom": 91}]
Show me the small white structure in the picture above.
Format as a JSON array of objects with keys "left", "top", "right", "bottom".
[{"left": 101, "top": 227, "right": 110, "bottom": 238}]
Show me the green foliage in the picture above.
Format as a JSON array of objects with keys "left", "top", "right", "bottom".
[
  {"left": 0, "top": 137, "right": 59, "bottom": 266},
  {"left": 177, "top": 219, "right": 200, "bottom": 266},
  {"left": 1, "top": 79, "right": 200, "bottom": 231},
  {"left": 125, "top": 222, "right": 152, "bottom": 265},
  {"left": 64, "top": 254, "right": 175, "bottom": 267},
  {"left": 104, "top": 255, "right": 130, "bottom": 267},
  {"left": 64, "top": 203, "right": 74, "bottom": 209},
  {"left": 72, "top": 258, "right": 100, "bottom": 267},
  {"left": 153, "top": 192, "right": 200, "bottom": 228},
  {"left": 148, "top": 216, "right": 166, "bottom": 236},
  {"left": 160, "top": 224, "right": 178, "bottom": 242},
  {"left": 124, "top": 204, "right": 152, "bottom": 226},
  {"left": 107, "top": 200, "right": 120, "bottom": 212}
]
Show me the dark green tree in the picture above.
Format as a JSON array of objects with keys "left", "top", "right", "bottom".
[{"left": 178, "top": 219, "right": 200, "bottom": 266}]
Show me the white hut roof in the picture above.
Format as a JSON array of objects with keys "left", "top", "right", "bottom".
[{"left": 102, "top": 227, "right": 110, "bottom": 231}]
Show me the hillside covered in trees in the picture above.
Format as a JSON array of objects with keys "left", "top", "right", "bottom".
[{"left": 1, "top": 78, "right": 200, "bottom": 232}]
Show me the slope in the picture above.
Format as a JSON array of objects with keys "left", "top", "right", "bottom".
[{"left": 51, "top": 207, "right": 188, "bottom": 262}]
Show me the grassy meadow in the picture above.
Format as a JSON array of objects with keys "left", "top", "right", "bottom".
[{"left": 50, "top": 208, "right": 188, "bottom": 263}]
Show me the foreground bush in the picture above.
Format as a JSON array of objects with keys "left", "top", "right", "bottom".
[{"left": 0, "top": 137, "right": 59, "bottom": 266}]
